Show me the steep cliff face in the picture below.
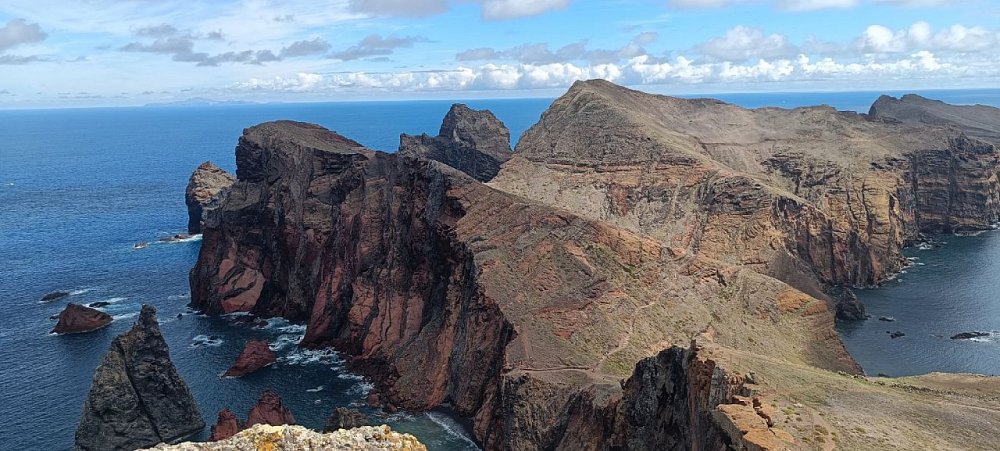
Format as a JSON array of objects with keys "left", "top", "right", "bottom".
[
  {"left": 870, "top": 93, "right": 1000, "bottom": 144},
  {"left": 492, "top": 80, "right": 1000, "bottom": 291},
  {"left": 185, "top": 161, "right": 235, "bottom": 234},
  {"left": 398, "top": 103, "right": 512, "bottom": 182},
  {"left": 76, "top": 305, "right": 204, "bottom": 451}
]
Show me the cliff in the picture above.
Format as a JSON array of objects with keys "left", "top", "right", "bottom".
[
  {"left": 398, "top": 103, "right": 512, "bottom": 182},
  {"left": 76, "top": 305, "right": 204, "bottom": 450},
  {"left": 188, "top": 83, "right": 1000, "bottom": 450},
  {"left": 870, "top": 93, "right": 1000, "bottom": 144},
  {"left": 143, "top": 424, "right": 426, "bottom": 451},
  {"left": 185, "top": 161, "right": 235, "bottom": 234}
]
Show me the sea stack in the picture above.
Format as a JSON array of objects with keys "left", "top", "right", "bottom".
[
  {"left": 398, "top": 103, "right": 512, "bottom": 182},
  {"left": 209, "top": 409, "right": 240, "bottom": 442},
  {"left": 245, "top": 390, "right": 295, "bottom": 428},
  {"left": 185, "top": 161, "right": 235, "bottom": 234},
  {"left": 75, "top": 305, "right": 204, "bottom": 450},
  {"left": 223, "top": 339, "right": 276, "bottom": 377},
  {"left": 51, "top": 303, "right": 112, "bottom": 335}
]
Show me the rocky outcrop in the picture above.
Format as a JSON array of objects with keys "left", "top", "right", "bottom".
[
  {"left": 143, "top": 424, "right": 426, "bottom": 451},
  {"left": 208, "top": 409, "right": 240, "bottom": 442},
  {"left": 245, "top": 390, "right": 295, "bottom": 428},
  {"left": 398, "top": 103, "right": 511, "bottom": 182},
  {"left": 41, "top": 290, "right": 70, "bottom": 302},
  {"left": 223, "top": 339, "right": 276, "bottom": 377},
  {"left": 189, "top": 82, "right": 1000, "bottom": 450},
  {"left": 185, "top": 161, "right": 235, "bottom": 234},
  {"left": 325, "top": 407, "right": 370, "bottom": 432},
  {"left": 52, "top": 303, "right": 112, "bottom": 335},
  {"left": 75, "top": 305, "right": 203, "bottom": 450},
  {"left": 870, "top": 94, "right": 1000, "bottom": 144}
]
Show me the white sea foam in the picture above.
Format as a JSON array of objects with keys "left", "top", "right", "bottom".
[
  {"left": 347, "top": 381, "right": 374, "bottom": 396},
  {"left": 69, "top": 288, "right": 94, "bottom": 296},
  {"left": 277, "top": 324, "right": 307, "bottom": 334},
  {"left": 425, "top": 411, "right": 480, "bottom": 449},
  {"left": 167, "top": 293, "right": 191, "bottom": 301},
  {"left": 157, "top": 234, "right": 203, "bottom": 244},
  {"left": 281, "top": 348, "right": 342, "bottom": 366},
  {"left": 269, "top": 334, "right": 301, "bottom": 352},
  {"left": 306, "top": 385, "right": 324, "bottom": 393},
  {"left": 337, "top": 372, "right": 365, "bottom": 381},
  {"left": 191, "top": 334, "right": 224, "bottom": 348},
  {"left": 112, "top": 312, "right": 138, "bottom": 321}
]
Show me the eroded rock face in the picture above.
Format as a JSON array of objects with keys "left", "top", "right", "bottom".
[
  {"left": 324, "top": 407, "right": 370, "bottom": 432},
  {"left": 209, "top": 409, "right": 240, "bottom": 442},
  {"left": 52, "top": 303, "right": 112, "bottom": 335},
  {"left": 246, "top": 390, "right": 295, "bottom": 428},
  {"left": 185, "top": 161, "right": 235, "bottom": 234},
  {"left": 75, "top": 305, "right": 204, "bottom": 450},
  {"left": 398, "top": 103, "right": 511, "bottom": 182},
  {"left": 870, "top": 94, "right": 1000, "bottom": 144},
  {"left": 223, "top": 339, "right": 276, "bottom": 377},
  {"left": 143, "top": 424, "right": 426, "bottom": 451}
]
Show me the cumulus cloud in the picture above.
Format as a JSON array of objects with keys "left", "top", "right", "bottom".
[
  {"left": 695, "top": 26, "right": 797, "bottom": 62},
  {"left": 0, "top": 18, "right": 46, "bottom": 52},
  {"left": 456, "top": 32, "right": 657, "bottom": 64},
  {"left": 329, "top": 34, "right": 427, "bottom": 61},
  {"left": 119, "top": 26, "right": 333, "bottom": 66},
  {"left": 857, "top": 21, "right": 999, "bottom": 54},
  {"left": 279, "top": 37, "right": 332, "bottom": 58},
  {"left": 348, "top": 0, "right": 569, "bottom": 20}
]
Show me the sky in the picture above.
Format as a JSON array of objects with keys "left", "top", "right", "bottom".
[{"left": 0, "top": 0, "right": 998, "bottom": 107}]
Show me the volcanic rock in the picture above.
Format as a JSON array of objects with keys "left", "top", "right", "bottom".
[
  {"left": 188, "top": 81, "right": 1000, "bottom": 450},
  {"left": 51, "top": 303, "right": 112, "bottom": 335},
  {"left": 143, "top": 424, "right": 426, "bottom": 451},
  {"left": 398, "top": 103, "right": 511, "bottom": 182},
  {"left": 890, "top": 331, "right": 905, "bottom": 339},
  {"left": 185, "top": 161, "right": 235, "bottom": 234},
  {"left": 951, "top": 331, "right": 990, "bottom": 340},
  {"left": 223, "top": 339, "right": 276, "bottom": 377},
  {"left": 41, "top": 291, "right": 70, "bottom": 302},
  {"left": 88, "top": 301, "right": 111, "bottom": 309},
  {"left": 75, "top": 305, "right": 203, "bottom": 450},
  {"left": 208, "top": 408, "right": 240, "bottom": 442},
  {"left": 324, "top": 407, "right": 370, "bottom": 432},
  {"left": 870, "top": 94, "right": 1000, "bottom": 144},
  {"left": 245, "top": 390, "right": 295, "bottom": 428}
]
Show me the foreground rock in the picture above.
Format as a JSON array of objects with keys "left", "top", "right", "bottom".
[
  {"left": 185, "top": 161, "right": 235, "bottom": 234},
  {"left": 223, "top": 339, "right": 276, "bottom": 377},
  {"left": 143, "top": 424, "right": 426, "bottom": 451},
  {"left": 398, "top": 103, "right": 511, "bottom": 182},
  {"left": 189, "top": 82, "right": 1000, "bottom": 450},
  {"left": 208, "top": 409, "right": 240, "bottom": 442},
  {"left": 324, "top": 407, "right": 370, "bottom": 432},
  {"left": 245, "top": 390, "right": 295, "bottom": 428},
  {"left": 51, "top": 303, "right": 112, "bottom": 335},
  {"left": 76, "top": 305, "right": 203, "bottom": 450}
]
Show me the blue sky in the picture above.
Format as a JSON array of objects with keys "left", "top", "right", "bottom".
[{"left": 0, "top": 0, "right": 998, "bottom": 107}]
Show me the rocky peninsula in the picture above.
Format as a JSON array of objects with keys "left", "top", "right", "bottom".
[{"left": 186, "top": 80, "right": 1000, "bottom": 450}]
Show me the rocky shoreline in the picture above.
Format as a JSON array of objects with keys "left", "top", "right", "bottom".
[{"left": 177, "top": 81, "right": 1000, "bottom": 450}]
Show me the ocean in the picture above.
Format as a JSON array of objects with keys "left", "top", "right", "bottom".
[{"left": 2, "top": 89, "right": 999, "bottom": 450}]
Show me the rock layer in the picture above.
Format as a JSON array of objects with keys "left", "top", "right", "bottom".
[
  {"left": 185, "top": 161, "right": 235, "bottom": 234},
  {"left": 52, "top": 303, "right": 112, "bottom": 335},
  {"left": 143, "top": 424, "right": 426, "bottom": 451},
  {"left": 398, "top": 103, "right": 511, "bottom": 182},
  {"left": 223, "top": 339, "right": 276, "bottom": 377},
  {"left": 870, "top": 94, "right": 1000, "bottom": 144},
  {"left": 75, "top": 305, "right": 204, "bottom": 450}
]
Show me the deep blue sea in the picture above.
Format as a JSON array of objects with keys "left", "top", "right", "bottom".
[{"left": 1, "top": 89, "right": 999, "bottom": 450}]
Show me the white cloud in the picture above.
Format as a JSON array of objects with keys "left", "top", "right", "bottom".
[
  {"left": 776, "top": 0, "right": 859, "bottom": 11},
  {"left": 348, "top": 0, "right": 569, "bottom": 19},
  {"left": 0, "top": 18, "right": 46, "bottom": 52},
  {"left": 695, "top": 26, "right": 797, "bottom": 62},
  {"left": 857, "top": 21, "right": 999, "bottom": 54},
  {"left": 481, "top": 0, "right": 570, "bottom": 20}
]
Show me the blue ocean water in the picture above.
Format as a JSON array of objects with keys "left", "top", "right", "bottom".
[{"left": 1, "top": 90, "right": 999, "bottom": 450}]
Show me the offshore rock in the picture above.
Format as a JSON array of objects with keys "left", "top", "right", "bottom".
[
  {"left": 185, "top": 161, "right": 235, "bottom": 234},
  {"left": 41, "top": 290, "right": 70, "bottom": 302},
  {"left": 75, "top": 305, "right": 203, "bottom": 450},
  {"left": 398, "top": 103, "right": 511, "bottom": 182},
  {"left": 246, "top": 390, "right": 295, "bottom": 428},
  {"left": 52, "top": 303, "right": 112, "bottom": 335},
  {"left": 324, "top": 407, "right": 370, "bottom": 432},
  {"left": 143, "top": 424, "right": 426, "bottom": 451},
  {"left": 223, "top": 339, "right": 276, "bottom": 377},
  {"left": 208, "top": 408, "right": 240, "bottom": 442}
]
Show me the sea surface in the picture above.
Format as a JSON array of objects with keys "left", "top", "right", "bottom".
[{"left": 1, "top": 89, "right": 999, "bottom": 450}]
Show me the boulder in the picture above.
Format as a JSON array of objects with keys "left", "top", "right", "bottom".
[
  {"left": 209, "top": 408, "right": 240, "bottom": 442},
  {"left": 185, "top": 161, "right": 235, "bottom": 234},
  {"left": 75, "top": 305, "right": 204, "bottom": 450},
  {"left": 324, "top": 407, "right": 370, "bottom": 432},
  {"left": 246, "top": 390, "right": 295, "bottom": 428},
  {"left": 51, "top": 303, "right": 112, "bottom": 335},
  {"left": 223, "top": 339, "right": 276, "bottom": 377}
]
